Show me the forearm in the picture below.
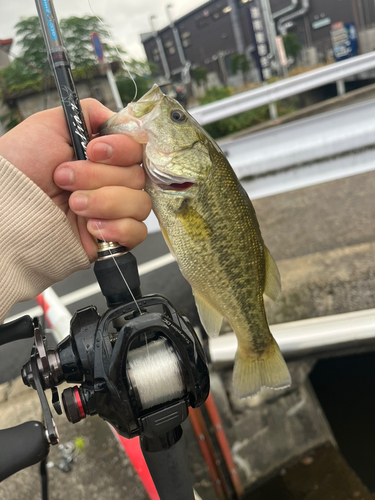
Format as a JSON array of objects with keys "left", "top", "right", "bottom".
[{"left": 0, "top": 157, "right": 90, "bottom": 323}]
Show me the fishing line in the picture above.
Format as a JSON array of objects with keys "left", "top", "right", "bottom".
[
  {"left": 94, "top": 222, "right": 143, "bottom": 316},
  {"left": 86, "top": 6, "right": 151, "bottom": 354},
  {"left": 87, "top": 0, "right": 138, "bottom": 101},
  {"left": 127, "top": 337, "right": 185, "bottom": 410}
]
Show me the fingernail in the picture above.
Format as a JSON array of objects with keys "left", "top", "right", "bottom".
[
  {"left": 71, "top": 194, "right": 88, "bottom": 211},
  {"left": 92, "top": 142, "right": 114, "bottom": 161},
  {"left": 55, "top": 166, "right": 74, "bottom": 186}
]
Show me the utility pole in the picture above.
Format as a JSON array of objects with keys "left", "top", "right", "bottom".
[
  {"left": 166, "top": 4, "right": 187, "bottom": 67},
  {"left": 227, "top": 0, "right": 246, "bottom": 55},
  {"left": 150, "top": 15, "right": 171, "bottom": 81},
  {"left": 165, "top": 4, "right": 191, "bottom": 86},
  {"left": 259, "top": 0, "right": 283, "bottom": 77},
  {"left": 91, "top": 32, "right": 123, "bottom": 110}
]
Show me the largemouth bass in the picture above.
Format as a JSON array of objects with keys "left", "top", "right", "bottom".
[{"left": 100, "top": 85, "right": 291, "bottom": 398}]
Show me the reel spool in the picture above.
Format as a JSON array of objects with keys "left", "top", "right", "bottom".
[{"left": 128, "top": 337, "right": 185, "bottom": 410}]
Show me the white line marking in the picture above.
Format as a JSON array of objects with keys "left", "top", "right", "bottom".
[{"left": 5, "top": 253, "right": 175, "bottom": 323}]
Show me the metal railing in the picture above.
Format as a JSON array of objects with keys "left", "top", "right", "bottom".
[
  {"left": 209, "top": 307, "right": 375, "bottom": 364},
  {"left": 189, "top": 51, "right": 375, "bottom": 125}
]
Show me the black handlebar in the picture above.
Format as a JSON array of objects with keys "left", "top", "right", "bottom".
[
  {"left": 0, "top": 421, "right": 49, "bottom": 482},
  {"left": 0, "top": 316, "right": 34, "bottom": 347}
]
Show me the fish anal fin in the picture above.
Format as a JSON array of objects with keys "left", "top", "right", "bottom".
[
  {"left": 264, "top": 245, "right": 281, "bottom": 302},
  {"left": 232, "top": 337, "right": 291, "bottom": 398},
  {"left": 193, "top": 290, "right": 223, "bottom": 338}
]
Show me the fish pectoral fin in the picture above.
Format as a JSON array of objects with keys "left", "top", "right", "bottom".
[
  {"left": 160, "top": 225, "right": 176, "bottom": 259},
  {"left": 193, "top": 290, "right": 223, "bottom": 337},
  {"left": 263, "top": 245, "right": 281, "bottom": 302},
  {"left": 176, "top": 205, "right": 212, "bottom": 241},
  {"left": 233, "top": 337, "right": 291, "bottom": 398}
]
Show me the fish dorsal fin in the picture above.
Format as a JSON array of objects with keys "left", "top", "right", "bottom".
[
  {"left": 193, "top": 290, "right": 223, "bottom": 338},
  {"left": 264, "top": 245, "right": 281, "bottom": 302}
]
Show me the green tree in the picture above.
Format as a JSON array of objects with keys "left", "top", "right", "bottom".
[
  {"left": 116, "top": 74, "right": 152, "bottom": 106},
  {"left": 282, "top": 33, "right": 302, "bottom": 61},
  {"left": 193, "top": 67, "right": 207, "bottom": 87},
  {"left": 13, "top": 17, "right": 49, "bottom": 74},
  {"left": 0, "top": 16, "right": 144, "bottom": 94},
  {"left": 59, "top": 16, "right": 126, "bottom": 68},
  {"left": 230, "top": 54, "right": 250, "bottom": 76}
]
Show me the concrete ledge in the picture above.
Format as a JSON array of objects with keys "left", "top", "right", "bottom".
[{"left": 266, "top": 241, "right": 375, "bottom": 324}]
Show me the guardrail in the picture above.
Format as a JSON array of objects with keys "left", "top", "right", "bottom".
[
  {"left": 189, "top": 51, "right": 375, "bottom": 125},
  {"left": 219, "top": 99, "right": 375, "bottom": 179}
]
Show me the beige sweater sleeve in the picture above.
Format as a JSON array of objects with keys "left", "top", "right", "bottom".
[{"left": 0, "top": 157, "right": 90, "bottom": 323}]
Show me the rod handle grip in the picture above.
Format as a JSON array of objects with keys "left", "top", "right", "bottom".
[
  {"left": 0, "top": 316, "right": 34, "bottom": 347},
  {"left": 0, "top": 421, "right": 49, "bottom": 481}
]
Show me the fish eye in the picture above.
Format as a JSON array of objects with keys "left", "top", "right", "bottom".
[{"left": 170, "top": 109, "right": 186, "bottom": 123}]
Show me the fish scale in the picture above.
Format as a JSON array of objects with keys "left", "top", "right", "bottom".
[{"left": 100, "top": 84, "right": 291, "bottom": 398}]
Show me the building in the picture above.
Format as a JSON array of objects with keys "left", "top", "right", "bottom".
[
  {"left": 141, "top": 0, "right": 375, "bottom": 88},
  {"left": 272, "top": 0, "right": 375, "bottom": 65},
  {"left": 141, "top": 0, "right": 250, "bottom": 88}
]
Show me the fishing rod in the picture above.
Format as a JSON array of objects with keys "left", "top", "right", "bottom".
[
  {"left": 34, "top": 0, "right": 89, "bottom": 160},
  {"left": 0, "top": 2, "right": 210, "bottom": 499}
]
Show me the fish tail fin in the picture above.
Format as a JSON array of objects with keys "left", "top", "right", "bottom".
[{"left": 233, "top": 337, "right": 291, "bottom": 398}]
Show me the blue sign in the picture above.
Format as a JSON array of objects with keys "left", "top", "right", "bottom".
[
  {"left": 331, "top": 22, "right": 358, "bottom": 61},
  {"left": 248, "top": 2, "right": 271, "bottom": 81},
  {"left": 91, "top": 32, "right": 104, "bottom": 63}
]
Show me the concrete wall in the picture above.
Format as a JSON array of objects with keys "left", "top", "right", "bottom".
[
  {"left": 0, "top": 50, "right": 10, "bottom": 70},
  {"left": 359, "top": 27, "right": 375, "bottom": 53},
  {"left": 14, "top": 75, "right": 118, "bottom": 120}
]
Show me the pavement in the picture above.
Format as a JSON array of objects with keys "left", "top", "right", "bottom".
[{"left": 2, "top": 158, "right": 375, "bottom": 498}]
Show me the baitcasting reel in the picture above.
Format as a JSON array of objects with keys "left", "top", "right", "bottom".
[{"left": 22, "top": 294, "right": 209, "bottom": 443}]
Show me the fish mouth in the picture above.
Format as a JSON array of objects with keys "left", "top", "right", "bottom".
[
  {"left": 145, "top": 158, "right": 196, "bottom": 192},
  {"left": 99, "top": 85, "right": 164, "bottom": 137},
  {"left": 162, "top": 181, "right": 196, "bottom": 191}
]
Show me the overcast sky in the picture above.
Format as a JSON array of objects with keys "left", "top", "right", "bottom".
[{"left": 1, "top": 0, "right": 207, "bottom": 61}]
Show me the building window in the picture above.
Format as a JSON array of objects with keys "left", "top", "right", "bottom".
[
  {"left": 181, "top": 31, "right": 191, "bottom": 48},
  {"left": 164, "top": 40, "right": 176, "bottom": 55},
  {"left": 196, "top": 10, "right": 210, "bottom": 29},
  {"left": 212, "top": 6, "right": 231, "bottom": 20},
  {"left": 196, "top": 17, "right": 210, "bottom": 29},
  {"left": 152, "top": 48, "right": 160, "bottom": 62}
]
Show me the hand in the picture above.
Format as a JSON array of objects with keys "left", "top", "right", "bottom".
[{"left": 0, "top": 99, "right": 151, "bottom": 262}]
